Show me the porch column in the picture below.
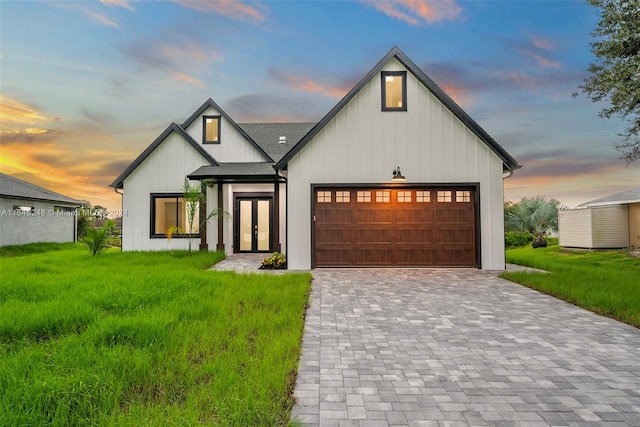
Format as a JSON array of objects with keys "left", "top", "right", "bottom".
[
  {"left": 198, "top": 182, "right": 208, "bottom": 251},
  {"left": 273, "top": 179, "right": 281, "bottom": 252},
  {"left": 216, "top": 181, "right": 225, "bottom": 251}
]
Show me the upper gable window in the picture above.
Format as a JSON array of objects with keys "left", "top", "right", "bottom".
[
  {"left": 381, "top": 71, "right": 407, "bottom": 111},
  {"left": 203, "top": 115, "right": 221, "bottom": 144}
]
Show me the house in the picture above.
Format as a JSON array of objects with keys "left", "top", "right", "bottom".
[
  {"left": 559, "top": 186, "right": 640, "bottom": 249},
  {"left": 0, "top": 173, "right": 82, "bottom": 246},
  {"left": 111, "top": 47, "right": 519, "bottom": 269}
]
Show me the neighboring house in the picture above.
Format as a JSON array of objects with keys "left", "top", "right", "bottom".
[
  {"left": 111, "top": 47, "right": 519, "bottom": 269},
  {"left": 0, "top": 173, "right": 82, "bottom": 246},
  {"left": 559, "top": 186, "right": 640, "bottom": 249}
]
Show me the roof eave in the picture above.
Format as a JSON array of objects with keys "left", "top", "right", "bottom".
[
  {"left": 276, "top": 46, "right": 519, "bottom": 172},
  {"left": 181, "top": 98, "right": 275, "bottom": 163},
  {"left": 110, "top": 123, "right": 218, "bottom": 189}
]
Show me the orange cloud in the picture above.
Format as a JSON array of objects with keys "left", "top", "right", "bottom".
[
  {"left": 100, "top": 0, "right": 135, "bottom": 10},
  {"left": 86, "top": 11, "right": 119, "bottom": 28},
  {"left": 268, "top": 69, "right": 348, "bottom": 98},
  {"left": 169, "top": 72, "right": 206, "bottom": 88},
  {"left": 173, "top": 0, "right": 265, "bottom": 22},
  {"left": 439, "top": 83, "right": 472, "bottom": 108},
  {"left": 366, "top": 0, "right": 462, "bottom": 25},
  {"left": 0, "top": 96, "right": 48, "bottom": 126}
]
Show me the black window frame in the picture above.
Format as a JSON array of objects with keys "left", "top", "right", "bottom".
[
  {"left": 150, "top": 193, "right": 200, "bottom": 238},
  {"left": 202, "top": 115, "right": 221, "bottom": 144},
  {"left": 381, "top": 71, "right": 407, "bottom": 112}
]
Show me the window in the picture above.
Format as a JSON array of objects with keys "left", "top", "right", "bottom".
[
  {"left": 397, "top": 191, "right": 412, "bottom": 203},
  {"left": 203, "top": 115, "right": 221, "bottom": 144},
  {"left": 416, "top": 191, "right": 430, "bottom": 203},
  {"left": 357, "top": 191, "right": 371, "bottom": 202},
  {"left": 13, "top": 205, "right": 34, "bottom": 212},
  {"left": 317, "top": 191, "right": 331, "bottom": 203},
  {"left": 151, "top": 194, "right": 199, "bottom": 237},
  {"left": 381, "top": 71, "right": 407, "bottom": 111},
  {"left": 335, "top": 191, "right": 350, "bottom": 203},
  {"left": 376, "top": 190, "right": 390, "bottom": 203},
  {"left": 437, "top": 191, "right": 452, "bottom": 202},
  {"left": 456, "top": 191, "right": 471, "bottom": 203}
]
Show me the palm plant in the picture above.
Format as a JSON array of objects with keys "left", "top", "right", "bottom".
[
  {"left": 180, "top": 178, "right": 226, "bottom": 255},
  {"left": 505, "top": 196, "right": 562, "bottom": 248},
  {"left": 83, "top": 219, "right": 115, "bottom": 255}
]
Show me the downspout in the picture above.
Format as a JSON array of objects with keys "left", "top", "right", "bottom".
[
  {"left": 502, "top": 165, "right": 518, "bottom": 269},
  {"left": 274, "top": 167, "right": 288, "bottom": 266},
  {"left": 115, "top": 187, "right": 123, "bottom": 250}
]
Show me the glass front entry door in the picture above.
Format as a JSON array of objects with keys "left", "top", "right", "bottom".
[{"left": 236, "top": 198, "right": 271, "bottom": 252}]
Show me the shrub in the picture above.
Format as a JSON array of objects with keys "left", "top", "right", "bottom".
[
  {"left": 260, "top": 252, "right": 287, "bottom": 269},
  {"left": 83, "top": 220, "right": 115, "bottom": 256},
  {"left": 505, "top": 231, "right": 533, "bottom": 249}
]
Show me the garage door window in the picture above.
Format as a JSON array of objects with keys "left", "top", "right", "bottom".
[
  {"left": 456, "top": 191, "right": 471, "bottom": 202},
  {"left": 437, "top": 191, "right": 452, "bottom": 202},
  {"left": 416, "top": 191, "right": 430, "bottom": 202},
  {"left": 376, "top": 190, "right": 390, "bottom": 203},
  {"left": 357, "top": 191, "right": 371, "bottom": 202},
  {"left": 397, "top": 191, "right": 412, "bottom": 202},
  {"left": 336, "top": 191, "right": 350, "bottom": 202},
  {"left": 317, "top": 191, "right": 331, "bottom": 203}
]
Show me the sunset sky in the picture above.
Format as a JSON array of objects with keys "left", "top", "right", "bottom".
[{"left": 1, "top": 0, "right": 638, "bottom": 211}]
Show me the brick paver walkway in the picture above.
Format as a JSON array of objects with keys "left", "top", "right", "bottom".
[{"left": 291, "top": 268, "right": 640, "bottom": 426}]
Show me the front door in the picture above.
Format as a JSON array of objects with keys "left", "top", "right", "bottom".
[{"left": 234, "top": 196, "right": 272, "bottom": 253}]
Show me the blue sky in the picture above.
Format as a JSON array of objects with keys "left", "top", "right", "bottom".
[{"left": 1, "top": 0, "right": 638, "bottom": 210}]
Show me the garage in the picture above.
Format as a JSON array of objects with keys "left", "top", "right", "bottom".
[{"left": 313, "top": 187, "right": 478, "bottom": 267}]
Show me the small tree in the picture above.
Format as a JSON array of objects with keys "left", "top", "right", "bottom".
[
  {"left": 83, "top": 219, "right": 115, "bottom": 256},
  {"left": 574, "top": 0, "right": 640, "bottom": 162},
  {"left": 178, "top": 178, "right": 225, "bottom": 255},
  {"left": 505, "top": 196, "right": 563, "bottom": 248}
]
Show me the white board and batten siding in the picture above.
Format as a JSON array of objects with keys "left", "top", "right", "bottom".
[
  {"left": 559, "top": 205, "right": 630, "bottom": 249},
  {"left": 182, "top": 106, "right": 267, "bottom": 163},
  {"left": 286, "top": 58, "right": 506, "bottom": 270},
  {"left": 122, "top": 130, "right": 212, "bottom": 251}
]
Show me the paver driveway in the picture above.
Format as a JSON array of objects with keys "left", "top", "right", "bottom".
[{"left": 291, "top": 269, "right": 640, "bottom": 426}]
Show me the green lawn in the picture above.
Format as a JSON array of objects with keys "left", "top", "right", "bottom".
[
  {"left": 0, "top": 243, "right": 311, "bottom": 426},
  {"left": 502, "top": 245, "right": 640, "bottom": 328}
]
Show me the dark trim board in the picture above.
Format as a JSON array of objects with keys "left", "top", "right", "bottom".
[{"left": 310, "top": 182, "right": 481, "bottom": 269}]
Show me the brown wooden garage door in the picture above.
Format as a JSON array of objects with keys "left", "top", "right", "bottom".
[{"left": 313, "top": 187, "right": 477, "bottom": 267}]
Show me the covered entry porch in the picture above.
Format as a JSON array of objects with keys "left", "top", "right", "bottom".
[{"left": 188, "top": 164, "right": 286, "bottom": 255}]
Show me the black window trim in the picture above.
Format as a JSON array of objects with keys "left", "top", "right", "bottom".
[
  {"left": 381, "top": 71, "right": 407, "bottom": 112},
  {"left": 150, "top": 193, "right": 200, "bottom": 239},
  {"left": 202, "top": 115, "right": 221, "bottom": 144}
]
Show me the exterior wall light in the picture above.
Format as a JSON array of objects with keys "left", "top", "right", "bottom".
[{"left": 392, "top": 166, "right": 406, "bottom": 181}]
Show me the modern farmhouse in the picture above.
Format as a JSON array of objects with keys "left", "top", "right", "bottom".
[{"left": 111, "top": 47, "right": 519, "bottom": 269}]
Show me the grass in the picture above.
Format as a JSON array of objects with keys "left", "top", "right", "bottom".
[
  {"left": 501, "top": 245, "right": 640, "bottom": 328},
  {"left": 0, "top": 243, "right": 311, "bottom": 426}
]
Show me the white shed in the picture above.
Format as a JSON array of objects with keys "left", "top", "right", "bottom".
[{"left": 559, "top": 205, "right": 630, "bottom": 249}]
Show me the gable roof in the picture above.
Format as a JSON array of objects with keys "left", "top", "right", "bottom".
[
  {"left": 181, "top": 98, "right": 274, "bottom": 163},
  {"left": 0, "top": 173, "right": 82, "bottom": 205},
  {"left": 579, "top": 186, "right": 640, "bottom": 207},
  {"left": 275, "top": 46, "right": 520, "bottom": 172},
  {"left": 239, "top": 122, "right": 316, "bottom": 162},
  {"left": 110, "top": 123, "right": 218, "bottom": 189}
]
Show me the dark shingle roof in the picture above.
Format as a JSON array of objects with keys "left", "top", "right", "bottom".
[
  {"left": 188, "top": 163, "right": 279, "bottom": 180},
  {"left": 579, "top": 186, "right": 640, "bottom": 207},
  {"left": 239, "top": 123, "right": 315, "bottom": 162},
  {"left": 0, "top": 173, "right": 82, "bottom": 205}
]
